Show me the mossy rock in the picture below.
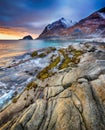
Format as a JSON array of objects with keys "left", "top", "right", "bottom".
[
  {"left": 50, "top": 54, "right": 57, "bottom": 61},
  {"left": 48, "top": 56, "right": 60, "bottom": 69},
  {"left": 37, "top": 56, "right": 60, "bottom": 80},
  {"left": 50, "top": 47, "right": 56, "bottom": 51},
  {"left": 58, "top": 49, "right": 67, "bottom": 57},
  {"left": 68, "top": 45, "right": 76, "bottom": 52},
  {"left": 31, "top": 51, "right": 38, "bottom": 57},
  {"left": 12, "top": 95, "right": 20, "bottom": 103},
  {"left": 58, "top": 49, "right": 82, "bottom": 70},
  {"left": 38, "top": 53, "right": 47, "bottom": 58},
  {"left": 12, "top": 98, "right": 18, "bottom": 103},
  {"left": 59, "top": 56, "right": 71, "bottom": 70},
  {"left": 74, "top": 50, "right": 84, "bottom": 57},
  {"left": 26, "top": 81, "right": 38, "bottom": 90},
  {"left": 37, "top": 71, "right": 54, "bottom": 80},
  {"left": 37, "top": 72, "right": 49, "bottom": 80},
  {"left": 71, "top": 56, "right": 80, "bottom": 64},
  {"left": 46, "top": 47, "right": 56, "bottom": 54}
]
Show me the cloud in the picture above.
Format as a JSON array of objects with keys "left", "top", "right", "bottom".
[
  {"left": 0, "top": 0, "right": 105, "bottom": 38},
  {"left": 0, "top": 26, "right": 38, "bottom": 39}
]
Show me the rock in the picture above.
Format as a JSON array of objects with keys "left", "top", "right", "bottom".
[
  {"left": 11, "top": 100, "right": 46, "bottom": 130},
  {"left": 22, "top": 35, "right": 33, "bottom": 40},
  {"left": 44, "top": 86, "right": 64, "bottom": 99},
  {"left": 0, "top": 43, "right": 105, "bottom": 130},
  {"left": 78, "top": 78, "right": 88, "bottom": 83}
]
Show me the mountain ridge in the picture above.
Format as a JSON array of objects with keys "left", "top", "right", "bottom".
[{"left": 37, "top": 7, "right": 105, "bottom": 39}]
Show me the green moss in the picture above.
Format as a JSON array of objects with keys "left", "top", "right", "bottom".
[
  {"left": 48, "top": 56, "right": 60, "bottom": 69},
  {"left": 59, "top": 56, "right": 71, "bottom": 70},
  {"left": 12, "top": 98, "right": 18, "bottom": 103},
  {"left": 37, "top": 69, "right": 54, "bottom": 80},
  {"left": 12, "top": 95, "right": 20, "bottom": 103},
  {"left": 71, "top": 56, "right": 80, "bottom": 64},
  {"left": 46, "top": 47, "right": 56, "bottom": 54},
  {"left": 58, "top": 48, "right": 67, "bottom": 57},
  {"left": 74, "top": 50, "right": 84, "bottom": 57},
  {"left": 58, "top": 47, "right": 83, "bottom": 70},
  {"left": 38, "top": 47, "right": 56, "bottom": 58},
  {"left": 37, "top": 72, "right": 49, "bottom": 80},
  {"left": 26, "top": 81, "right": 38, "bottom": 90},
  {"left": 37, "top": 56, "right": 60, "bottom": 80},
  {"left": 37, "top": 46, "right": 84, "bottom": 79},
  {"left": 31, "top": 51, "right": 38, "bottom": 57},
  {"left": 38, "top": 53, "right": 47, "bottom": 58},
  {"left": 70, "top": 50, "right": 83, "bottom": 64}
]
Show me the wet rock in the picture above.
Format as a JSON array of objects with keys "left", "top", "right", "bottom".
[{"left": 0, "top": 43, "right": 105, "bottom": 130}]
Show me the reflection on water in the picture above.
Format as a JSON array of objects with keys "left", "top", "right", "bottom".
[
  {"left": 0, "top": 39, "right": 79, "bottom": 66},
  {"left": 0, "top": 40, "right": 77, "bottom": 58},
  {"left": 0, "top": 40, "right": 26, "bottom": 58}
]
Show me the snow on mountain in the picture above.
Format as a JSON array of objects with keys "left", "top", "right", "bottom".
[
  {"left": 38, "top": 7, "right": 105, "bottom": 39},
  {"left": 46, "top": 17, "right": 74, "bottom": 31},
  {"left": 38, "top": 17, "right": 75, "bottom": 39},
  {"left": 98, "top": 12, "right": 105, "bottom": 19},
  {"left": 59, "top": 18, "right": 74, "bottom": 28}
]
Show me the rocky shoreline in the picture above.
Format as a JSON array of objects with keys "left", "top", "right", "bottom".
[{"left": 0, "top": 41, "right": 105, "bottom": 130}]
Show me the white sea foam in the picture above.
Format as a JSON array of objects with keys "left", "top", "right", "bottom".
[{"left": 0, "top": 90, "right": 14, "bottom": 110}]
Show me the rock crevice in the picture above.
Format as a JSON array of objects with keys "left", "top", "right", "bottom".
[{"left": 0, "top": 43, "right": 105, "bottom": 130}]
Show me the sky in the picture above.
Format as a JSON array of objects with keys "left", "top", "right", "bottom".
[{"left": 0, "top": 0, "right": 105, "bottom": 39}]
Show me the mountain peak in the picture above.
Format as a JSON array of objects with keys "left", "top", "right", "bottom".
[
  {"left": 38, "top": 7, "right": 105, "bottom": 40},
  {"left": 98, "top": 7, "right": 105, "bottom": 13},
  {"left": 58, "top": 17, "right": 74, "bottom": 28},
  {"left": 46, "top": 17, "right": 72, "bottom": 31},
  {"left": 97, "top": 7, "right": 105, "bottom": 19},
  {"left": 38, "top": 18, "right": 74, "bottom": 39}
]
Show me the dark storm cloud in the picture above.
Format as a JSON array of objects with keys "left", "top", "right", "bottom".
[{"left": 0, "top": 0, "right": 105, "bottom": 34}]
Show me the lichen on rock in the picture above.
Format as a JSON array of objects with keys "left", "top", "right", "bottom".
[{"left": 0, "top": 43, "right": 105, "bottom": 130}]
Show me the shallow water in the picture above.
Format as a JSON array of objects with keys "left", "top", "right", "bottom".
[
  {"left": 0, "top": 40, "right": 80, "bottom": 58},
  {"left": 0, "top": 39, "right": 80, "bottom": 66},
  {"left": 0, "top": 39, "right": 81, "bottom": 110}
]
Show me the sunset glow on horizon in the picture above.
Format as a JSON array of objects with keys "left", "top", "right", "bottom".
[
  {"left": 0, "top": 27, "right": 38, "bottom": 40},
  {"left": 0, "top": 34, "right": 19, "bottom": 40},
  {"left": 0, "top": 0, "right": 105, "bottom": 40}
]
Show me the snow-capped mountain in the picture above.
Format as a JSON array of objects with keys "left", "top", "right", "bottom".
[
  {"left": 46, "top": 18, "right": 72, "bottom": 30},
  {"left": 38, "top": 18, "right": 74, "bottom": 39},
  {"left": 38, "top": 7, "right": 105, "bottom": 39},
  {"left": 98, "top": 12, "right": 105, "bottom": 19}
]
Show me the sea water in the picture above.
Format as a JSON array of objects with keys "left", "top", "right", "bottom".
[
  {"left": 0, "top": 39, "right": 80, "bottom": 110},
  {"left": 0, "top": 39, "right": 80, "bottom": 66}
]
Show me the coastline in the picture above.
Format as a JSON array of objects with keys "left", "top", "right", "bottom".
[{"left": 0, "top": 41, "right": 105, "bottom": 129}]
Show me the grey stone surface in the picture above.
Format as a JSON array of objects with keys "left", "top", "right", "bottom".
[{"left": 0, "top": 43, "right": 105, "bottom": 130}]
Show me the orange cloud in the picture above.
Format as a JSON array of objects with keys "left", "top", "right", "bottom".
[{"left": 0, "top": 27, "right": 38, "bottom": 40}]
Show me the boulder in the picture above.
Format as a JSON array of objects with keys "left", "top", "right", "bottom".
[{"left": 22, "top": 35, "right": 33, "bottom": 40}]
